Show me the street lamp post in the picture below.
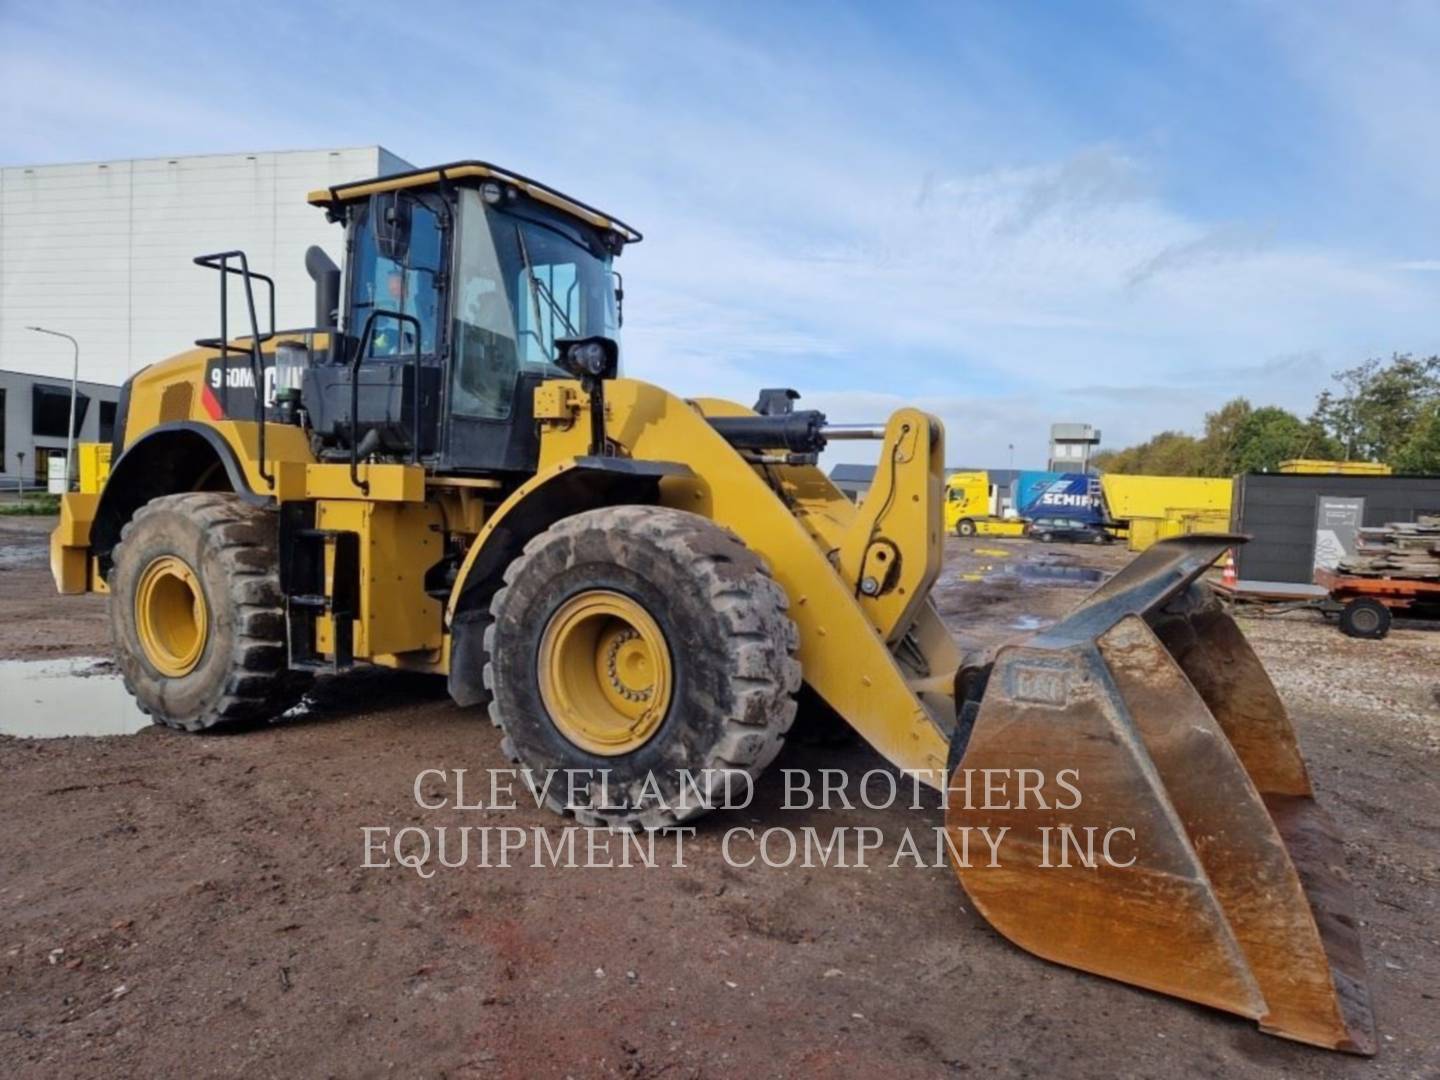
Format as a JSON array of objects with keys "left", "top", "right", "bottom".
[{"left": 26, "top": 326, "right": 81, "bottom": 491}]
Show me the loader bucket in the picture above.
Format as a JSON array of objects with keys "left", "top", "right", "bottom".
[{"left": 946, "top": 535, "right": 1376, "bottom": 1054}]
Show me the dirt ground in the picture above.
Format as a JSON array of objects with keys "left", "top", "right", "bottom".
[{"left": 1, "top": 516, "right": 1437, "bottom": 1078}]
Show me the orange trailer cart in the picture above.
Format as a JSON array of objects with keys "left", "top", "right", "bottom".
[{"left": 1314, "top": 567, "right": 1440, "bottom": 639}]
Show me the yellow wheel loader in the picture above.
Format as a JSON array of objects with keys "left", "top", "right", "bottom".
[{"left": 51, "top": 161, "right": 1374, "bottom": 1054}]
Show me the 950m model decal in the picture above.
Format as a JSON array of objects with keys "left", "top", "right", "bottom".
[{"left": 201, "top": 355, "right": 276, "bottom": 420}]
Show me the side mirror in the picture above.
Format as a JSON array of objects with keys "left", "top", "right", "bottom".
[{"left": 372, "top": 192, "right": 412, "bottom": 262}]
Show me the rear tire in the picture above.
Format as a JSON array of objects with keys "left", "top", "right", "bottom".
[
  {"left": 485, "top": 506, "right": 801, "bottom": 829},
  {"left": 109, "top": 493, "right": 310, "bottom": 731},
  {"left": 1038, "top": 531, "right": 1054, "bottom": 543},
  {"left": 1338, "top": 598, "right": 1391, "bottom": 640}
]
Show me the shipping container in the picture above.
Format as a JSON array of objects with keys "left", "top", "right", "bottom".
[
  {"left": 1100, "top": 474, "right": 1232, "bottom": 551},
  {"left": 1231, "top": 473, "right": 1440, "bottom": 585},
  {"left": 1278, "top": 459, "right": 1391, "bottom": 476}
]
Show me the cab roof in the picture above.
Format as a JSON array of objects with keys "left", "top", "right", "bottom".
[{"left": 307, "top": 160, "right": 643, "bottom": 244}]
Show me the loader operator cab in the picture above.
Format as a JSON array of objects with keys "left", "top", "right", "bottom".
[{"left": 300, "top": 164, "right": 637, "bottom": 476}]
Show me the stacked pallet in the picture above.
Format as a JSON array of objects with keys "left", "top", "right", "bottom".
[{"left": 1338, "top": 515, "right": 1440, "bottom": 579}]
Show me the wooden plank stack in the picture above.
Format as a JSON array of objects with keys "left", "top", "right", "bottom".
[{"left": 1338, "top": 515, "right": 1440, "bottom": 580}]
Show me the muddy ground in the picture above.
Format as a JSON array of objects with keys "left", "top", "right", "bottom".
[{"left": 1, "top": 516, "right": 1437, "bottom": 1078}]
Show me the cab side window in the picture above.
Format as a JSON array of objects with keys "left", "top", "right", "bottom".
[
  {"left": 350, "top": 198, "right": 442, "bottom": 357},
  {"left": 450, "top": 191, "right": 521, "bottom": 420}
]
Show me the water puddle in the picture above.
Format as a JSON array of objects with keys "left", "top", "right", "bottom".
[
  {"left": 1011, "top": 563, "right": 1106, "bottom": 587},
  {"left": 0, "top": 543, "right": 45, "bottom": 570},
  {"left": 0, "top": 657, "right": 153, "bottom": 738},
  {"left": 1010, "top": 615, "right": 1049, "bottom": 631},
  {"left": 0, "top": 659, "right": 448, "bottom": 740}
]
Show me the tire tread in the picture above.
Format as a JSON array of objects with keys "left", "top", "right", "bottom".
[
  {"left": 111, "top": 493, "right": 309, "bottom": 732},
  {"left": 484, "top": 506, "right": 801, "bottom": 828}
]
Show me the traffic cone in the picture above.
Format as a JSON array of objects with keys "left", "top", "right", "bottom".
[{"left": 1221, "top": 551, "right": 1237, "bottom": 590}]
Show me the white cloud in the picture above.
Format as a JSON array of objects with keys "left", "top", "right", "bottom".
[
  {"left": 611, "top": 143, "right": 1435, "bottom": 463},
  {"left": 3, "top": 1, "right": 1439, "bottom": 468}
]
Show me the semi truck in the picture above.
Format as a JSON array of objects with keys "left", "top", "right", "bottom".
[{"left": 943, "top": 471, "right": 1025, "bottom": 537}]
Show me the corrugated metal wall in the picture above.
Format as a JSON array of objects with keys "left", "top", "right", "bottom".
[
  {"left": 0, "top": 147, "right": 411, "bottom": 389},
  {"left": 1232, "top": 474, "right": 1440, "bottom": 583}
]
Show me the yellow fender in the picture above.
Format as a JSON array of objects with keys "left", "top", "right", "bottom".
[{"left": 448, "top": 378, "right": 955, "bottom": 781}]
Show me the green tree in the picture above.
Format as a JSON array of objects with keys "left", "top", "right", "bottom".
[
  {"left": 1145, "top": 431, "right": 1206, "bottom": 475},
  {"left": 1088, "top": 449, "right": 1123, "bottom": 475},
  {"left": 1312, "top": 353, "right": 1440, "bottom": 462},
  {"left": 1230, "top": 406, "right": 1339, "bottom": 473},
  {"left": 1092, "top": 431, "right": 1204, "bottom": 475},
  {"left": 1197, "top": 397, "right": 1254, "bottom": 475},
  {"left": 1393, "top": 401, "right": 1440, "bottom": 474},
  {"left": 1095, "top": 402, "right": 1338, "bottom": 477}
]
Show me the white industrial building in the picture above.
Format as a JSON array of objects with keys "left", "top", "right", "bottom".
[{"left": 0, "top": 145, "right": 412, "bottom": 486}]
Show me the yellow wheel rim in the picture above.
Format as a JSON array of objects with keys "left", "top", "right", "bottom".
[
  {"left": 538, "top": 590, "right": 673, "bottom": 756},
  {"left": 134, "top": 555, "right": 208, "bottom": 677}
]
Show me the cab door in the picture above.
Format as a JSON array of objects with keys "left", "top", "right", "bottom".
[
  {"left": 341, "top": 191, "right": 448, "bottom": 458},
  {"left": 440, "top": 190, "right": 621, "bottom": 475}
]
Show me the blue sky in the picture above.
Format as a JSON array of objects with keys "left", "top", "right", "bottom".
[{"left": 4, "top": 0, "right": 1439, "bottom": 466}]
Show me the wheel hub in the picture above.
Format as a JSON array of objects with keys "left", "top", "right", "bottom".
[
  {"left": 538, "top": 590, "right": 672, "bottom": 756},
  {"left": 605, "top": 628, "right": 655, "bottom": 703},
  {"left": 134, "top": 554, "right": 208, "bottom": 677}
]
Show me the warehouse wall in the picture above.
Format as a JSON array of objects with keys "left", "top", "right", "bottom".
[
  {"left": 0, "top": 147, "right": 411, "bottom": 388},
  {"left": 1232, "top": 473, "right": 1440, "bottom": 583}
]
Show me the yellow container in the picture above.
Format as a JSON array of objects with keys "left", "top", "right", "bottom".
[
  {"left": 1127, "top": 517, "right": 1163, "bottom": 552},
  {"left": 78, "top": 443, "right": 112, "bottom": 494},
  {"left": 1277, "top": 459, "right": 1390, "bottom": 476},
  {"left": 1101, "top": 474, "right": 1234, "bottom": 551},
  {"left": 1101, "top": 474, "right": 1231, "bottom": 519},
  {"left": 1121, "top": 510, "right": 1232, "bottom": 551}
]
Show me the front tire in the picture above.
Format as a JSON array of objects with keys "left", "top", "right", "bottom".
[
  {"left": 485, "top": 506, "right": 801, "bottom": 829},
  {"left": 109, "top": 493, "right": 309, "bottom": 731},
  {"left": 956, "top": 518, "right": 977, "bottom": 537}
]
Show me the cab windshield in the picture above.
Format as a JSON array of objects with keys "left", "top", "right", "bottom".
[{"left": 450, "top": 190, "right": 618, "bottom": 420}]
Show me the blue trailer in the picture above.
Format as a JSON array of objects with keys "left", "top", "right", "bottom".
[{"left": 1015, "top": 471, "right": 1105, "bottom": 524}]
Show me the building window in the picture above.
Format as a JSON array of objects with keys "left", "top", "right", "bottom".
[
  {"left": 0, "top": 388, "right": 6, "bottom": 462},
  {"left": 31, "top": 385, "right": 90, "bottom": 438},
  {"left": 99, "top": 401, "right": 117, "bottom": 443}
]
